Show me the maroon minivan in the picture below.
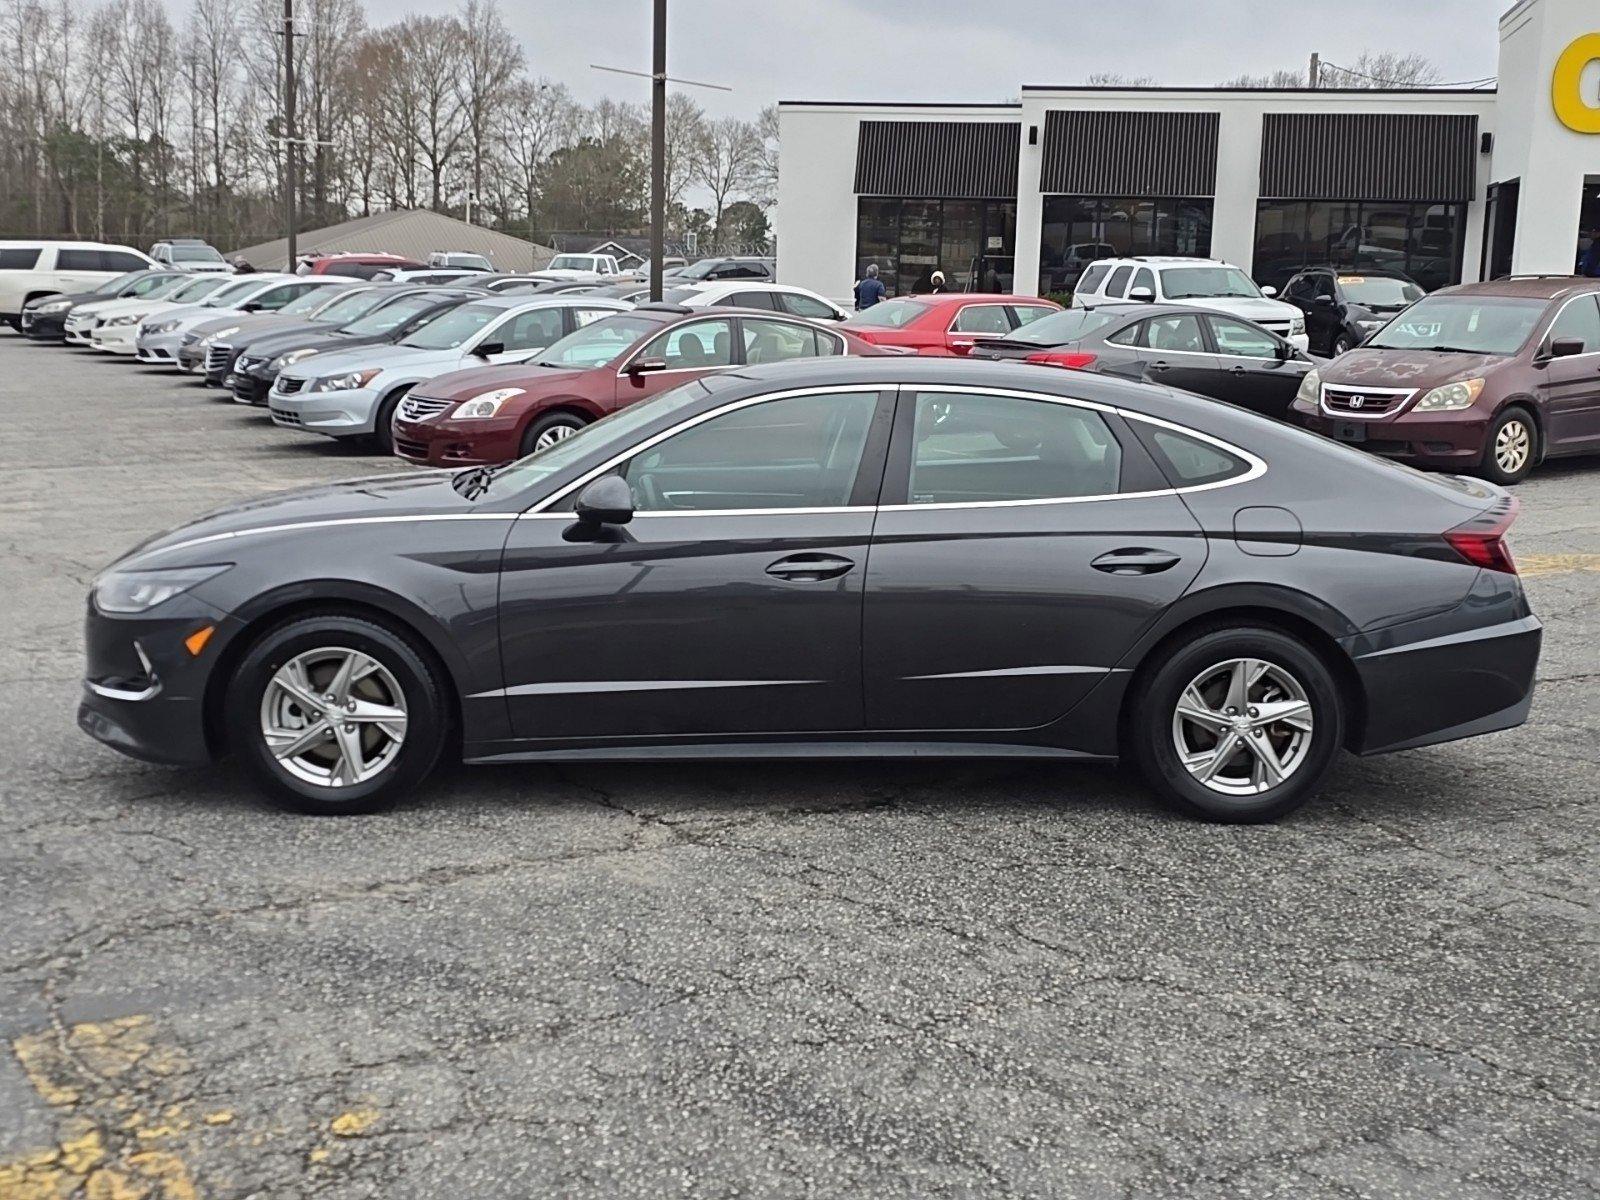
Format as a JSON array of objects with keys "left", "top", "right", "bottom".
[{"left": 1290, "top": 277, "right": 1600, "bottom": 484}]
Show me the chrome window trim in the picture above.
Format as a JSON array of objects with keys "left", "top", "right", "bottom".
[
  {"left": 615, "top": 315, "right": 738, "bottom": 376},
  {"left": 1318, "top": 382, "right": 1416, "bottom": 420}
]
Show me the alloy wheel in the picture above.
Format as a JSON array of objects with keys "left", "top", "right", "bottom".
[
  {"left": 259, "top": 647, "right": 408, "bottom": 788},
  {"left": 535, "top": 423, "right": 580, "bottom": 452},
  {"left": 1171, "top": 658, "right": 1315, "bottom": 796},
  {"left": 1494, "top": 418, "right": 1532, "bottom": 476}
]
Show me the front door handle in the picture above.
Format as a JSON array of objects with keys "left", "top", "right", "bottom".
[
  {"left": 766, "top": 552, "right": 855, "bottom": 582},
  {"left": 1147, "top": 360, "right": 1171, "bottom": 372},
  {"left": 1229, "top": 364, "right": 1248, "bottom": 374},
  {"left": 1091, "top": 548, "right": 1182, "bottom": 576}
]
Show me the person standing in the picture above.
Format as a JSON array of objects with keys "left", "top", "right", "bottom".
[
  {"left": 928, "top": 270, "right": 949, "bottom": 294},
  {"left": 854, "top": 263, "right": 886, "bottom": 310},
  {"left": 1582, "top": 231, "right": 1600, "bottom": 277}
]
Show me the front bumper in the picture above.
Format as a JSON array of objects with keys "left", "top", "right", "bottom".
[
  {"left": 135, "top": 330, "right": 186, "bottom": 365},
  {"left": 22, "top": 311, "right": 69, "bottom": 338},
  {"left": 77, "top": 592, "right": 237, "bottom": 767},
  {"left": 64, "top": 316, "right": 99, "bottom": 345},
  {"left": 1290, "top": 397, "right": 1491, "bottom": 468},
  {"left": 392, "top": 414, "right": 521, "bottom": 467},
  {"left": 268, "top": 383, "right": 381, "bottom": 437},
  {"left": 92, "top": 323, "right": 142, "bottom": 354},
  {"left": 231, "top": 366, "right": 275, "bottom": 406}
]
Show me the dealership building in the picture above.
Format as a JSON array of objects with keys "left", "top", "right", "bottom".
[{"left": 776, "top": 0, "right": 1600, "bottom": 302}]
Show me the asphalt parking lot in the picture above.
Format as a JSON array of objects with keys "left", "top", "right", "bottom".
[{"left": 1, "top": 338, "right": 1596, "bottom": 1199}]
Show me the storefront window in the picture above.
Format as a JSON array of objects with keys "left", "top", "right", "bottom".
[
  {"left": 1254, "top": 200, "right": 1466, "bottom": 293},
  {"left": 854, "top": 198, "right": 1018, "bottom": 298},
  {"left": 1038, "top": 196, "right": 1214, "bottom": 295}
]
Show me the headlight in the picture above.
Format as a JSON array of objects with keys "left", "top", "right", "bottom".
[
  {"left": 155, "top": 319, "right": 182, "bottom": 333},
  {"left": 311, "top": 368, "right": 381, "bottom": 392},
  {"left": 270, "top": 348, "right": 319, "bottom": 370},
  {"left": 93, "top": 564, "right": 232, "bottom": 614},
  {"left": 39, "top": 299, "right": 72, "bottom": 313},
  {"left": 452, "top": 388, "right": 525, "bottom": 419},
  {"left": 1413, "top": 378, "right": 1485, "bottom": 412},
  {"left": 108, "top": 314, "right": 141, "bottom": 327},
  {"left": 1289, "top": 317, "right": 1305, "bottom": 335},
  {"left": 200, "top": 325, "right": 240, "bottom": 345},
  {"left": 1295, "top": 368, "right": 1320, "bottom": 406}
]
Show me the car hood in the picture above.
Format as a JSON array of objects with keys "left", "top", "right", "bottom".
[
  {"left": 1319, "top": 347, "right": 1506, "bottom": 390},
  {"left": 276, "top": 342, "right": 444, "bottom": 382},
  {"left": 196, "top": 313, "right": 318, "bottom": 341},
  {"left": 166, "top": 304, "right": 245, "bottom": 332},
  {"left": 409, "top": 362, "right": 590, "bottom": 403},
  {"left": 86, "top": 296, "right": 174, "bottom": 320},
  {"left": 30, "top": 289, "right": 104, "bottom": 310},
  {"left": 234, "top": 327, "right": 388, "bottom": 361},
  {"left": 1180, "top": 296, "right": 1301, "bottom": 322},
  {"left": 115, "top": 470, "right": 477, "bottom": 567}
]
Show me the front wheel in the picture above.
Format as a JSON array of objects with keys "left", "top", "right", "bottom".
[
  {"left": 371, "top": 387, "right": 411, "bottom": 455},
  {"left": 1131, "top": 625, "right": 1344, "bottom": 823},
  {"left": 1331, "top": 334, "right": 1354, "bottom": 356},
  {"left": 519, "top": 411, "right": 589, "bottom": 458},
  {"left": 226, "top": 614, "right": 450, "bottom": 815},
  {"left": 1478, "top": 407, "right": 1536, "bottom": 486}
]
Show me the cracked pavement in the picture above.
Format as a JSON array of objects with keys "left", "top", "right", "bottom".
[{"left": 1, "top": 338, "right": 1596, "bottom": 1198}]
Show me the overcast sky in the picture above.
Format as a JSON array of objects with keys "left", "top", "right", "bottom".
[{"left": 385, "top": 0, "right": 1509, "bottom": 118}]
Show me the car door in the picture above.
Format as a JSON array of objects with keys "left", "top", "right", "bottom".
[
  {"left": 945, "top": 303, "right": 1013, "bottom": 356},
  {"left": 1202, "top": 315, "right": 1312, "bottom": 417},
  {"left": 51, "top": 248, "right": 110, "bottom": 292},
  {"left": 738, "top": 316, "right": 845, "bottom": 366},
  {"left": 1135, "top": 311, "right": 1222, "bottom": 395},
  {"left": 495, "top": 387, "right": 895, "bottom": 739},
  {"left": 862, "top": 386, "right": 1205, "bottom": 732},
  {"left": 612, "top": 315, "right": 736, "bottom": 412},
  {"left": 1539, "top": 294, "right": 1600, "bottom": 450},
  {"left": 1307, "top": 273, "right": 1343, "bottom": 353}
]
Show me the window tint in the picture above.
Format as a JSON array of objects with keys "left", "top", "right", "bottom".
[
  {"left": 1208, "top": 317, "right": 1280, "bottom": 359},
  {"left": 952, "top": 304, "right": 1011, "bottom": 334},
  {"left": 1077, "top": 263, "right": 1110, "bottom": 294},
  {"left": 906, "top": 392, "right": 1123, "bottom": 504},
  {"left": 1284, "top": 274, "right": 1315, "bottom": 301},
  {"left": 250, "top": 283, "right": 313, "bottom": 310},
  {"left": 1143, "top": 313, "right": 1207, "bottom": 353},
  {"left": 573, "top": 307, "right": 617, "bottom": 328},
  {"left": 1010, "top": 305, "right": 1055, "bottom": 327},
  {"left": 103, "top": 251, "right": 151, "bottom": 272},
  {"left": 1147, "top": 427, "right": 1251, "bottom": 486},
  {"left": 741, "top": 318, "right": 836, "bottom": 363},
  {"left": 728, "top": 290, "right": 778, "bottom": 310},
  {"left": 56, "top": 249, "right": 106, "bottom": 271},
  {"left": 1131, "top": 268, "right": 1156, "bottom": 296},
  {"left": 640, "top": 318, "right": 735, "bottom": 369},
  {"left": 0, "top": 247, "right": 42, "bottom": 270},
  {"left": 497, "top": 306, "right": 568, "bottom": 352},
  {"left": 541, "top": 314, "right": 660, "bottom": 367},
  {"left": 1547, "top": 296, "right": 1600, "bottom": 353},
  {"left": 622, "top": 390, "right": 878, "bottom": 512},
  {"left": 1104, "top": 266, "right": 1133, "bottom": 298},
  {"left": 1105, "top": 321, "right": 1143, "bottom": 347},
  {"left": 126, "top": 274, "right": 172, "bottom": 296},
  {"left": 781, "top": 292, "right": 838, "bottom": 320}
]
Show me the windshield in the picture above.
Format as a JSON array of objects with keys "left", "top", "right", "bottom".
[
  {"left": 344, "top": 293, "right": 441, "bottom": 334},
  {"left": 280, "top": 287, "right": 345, "bottom": 317},
  {"left": 171, "top": 245, "right": 224, "bottom": 263},
  {"left": 843, "top": 298, "right": 929, "bottom": 329},
  {"left": 398, "top": 301, "right": 501, "bottom": 349},
  {"left": 202, "top": 279, "right": 262, "bottom": 307},
  {"left": 997, "top": 308, "right": 1124, "bottom": 346},
  {"left": 96, "top": 270, "right": 149, "bottom": 294},
  {"left": 548, "top": 255, "right": 593, "bottom": 271},
  {"left": 482, "top": 381, "right": 709, "bottom": 499},
  {"left": 676, "top": 259, "right": 727, "bottom": 281},
  {"left": 1159, "top": 266, "right": 1262, "bottom": 300},
  {"left": 168, "top": 276, "right": 229, "bottom": 302},
  {"left": 659, "top": 286, "right": 705, "bottom": 304},
  {"left": 535, "top": 314, "right": 660, "bottom": 368},
  {"left": 1339, "top": 275, "right": 1424, "bottom": 308},
  {"left": 312, "top": 289, "right": 387, "bottom": 325},
  {"left": 1364, "top": 295, "right": 1546, "bottom": 356}
]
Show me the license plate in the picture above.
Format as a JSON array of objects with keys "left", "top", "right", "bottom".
[{"left": 1334, "top": 421, "right": 1367, "bottom": 443}]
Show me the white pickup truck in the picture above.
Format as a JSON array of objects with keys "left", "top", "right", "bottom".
[{"left": 537, "top": 253, "right": 624, "bottom": 280}]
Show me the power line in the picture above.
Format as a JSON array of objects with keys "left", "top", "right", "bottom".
[{"left": 1318, "top": 59, "right": 1497, "bottom": 89}]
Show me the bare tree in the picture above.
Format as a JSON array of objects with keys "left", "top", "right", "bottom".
[
  {"left": 750, "top": 103, "right": 779, "bottom": 210},
  {"left": 1083, "top": 72, "right": 1155, "bottom": 86},
  {"left": 455, "top": 0, "right": 519, "bottom": 220},
  {"left": 695, "top": 116, "right": 760, "bottom": 241},
  {"left": 497, "top": 76, "right": 579, "bottom": 235},
  {"left": 661, "top": 91, "right": 705, "bottom": 214},
  {"left": 1228, "top": 52, "right": 1441, "bottom": 89}
]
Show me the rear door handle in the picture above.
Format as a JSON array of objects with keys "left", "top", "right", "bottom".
[
  {"left": 766, "top": 552, "right": 855, "bottom": 582},
  {"left": 1229, "top": 364, "right": 1248, "bottom": 374},
  {"left": 1091, "top": 548, "right": 1183, "bottom": 576}
]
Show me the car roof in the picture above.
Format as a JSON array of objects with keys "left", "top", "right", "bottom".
[{"left": 1434, "top": 276, "right": 1600, "bottom": 301}]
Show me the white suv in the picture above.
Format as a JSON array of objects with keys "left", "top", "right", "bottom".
[
  {"left": 1072, "top": 256, "right": 1307, "bottom": 351},
  {"left": 540, "top": 254, "right": 623, "bottom": 280},
  {"left": 0, "top": 241, "right": 156, "bottom": 329}
]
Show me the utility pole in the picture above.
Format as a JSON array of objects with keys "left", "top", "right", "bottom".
[
  {"left": 283, "top": 0, "right": 298, "bottom": 267},
  {"left": 1309, "top": 52, "right": 1321, "bottom": 89},
  {"left": 649, "top": 0, "right": 666, "bottom": 302}
]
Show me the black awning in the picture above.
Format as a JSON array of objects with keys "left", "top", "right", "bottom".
[
  {"left": 1260, "top": 113, "right": 1478, "bottom": 202},
  {"left": 853, "top": 120, "right": 1020, "bottom": 199},
  {"left": 1039, "top": 110, "right": 1219, "bottom": 197}
]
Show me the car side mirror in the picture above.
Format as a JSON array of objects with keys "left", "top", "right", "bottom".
[
  {"left": 573, "top": 475, "right": 634, "bottom": 526},
  {"left": 240, "top": 300, "right": 262, "bottom": 312},
  {"left": 627, "top": 356, "right": 668, "bottom": 374},
  {"left": 1260, "top": 285, "right": 1278, "bottom": 297},
  {"left": 474, "top": 340, "right": 505, "bottom": 358},
  {"left": 1314, "top": 294, "right": 1334, "bottom": 306},
  {"left": 1547, "top": 336, "right": 1585, "bottom": 360},
  {"left": 1127, "top": 286, "right": 1155, "bottom": 303}
]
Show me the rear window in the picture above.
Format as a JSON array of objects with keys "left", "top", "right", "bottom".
[
  {"left": 998, "top": 308, "right": 1122, "bottom": 345},
  {"left": 1077, "top": 263, "right": 1111, "bottom": 293},
  {"left": 843, "top": 298, "right": 929, "bottom": 329},
  {"left": 1145, "top": 426, "right": 1253, "bottom": 487},
  {"left": 0, "top": 247, "right": 41, "bottom": 270},
  {"left": 56, "top": 249, "right": 108, "bottom": 271}
]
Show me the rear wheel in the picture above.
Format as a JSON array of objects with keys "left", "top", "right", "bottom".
[
  {"left": 1479, "top": 406, "right": 1536, "bottom": 485},
  {"left": 226, "top": 614, "right": 449, "bottom": 815},
  {"left": 1331, "top": 333, "right": 1354, "bottom": 356},
  {"left": 1131, "top": 625, "right": 1344, "bottom": 823},
  {"left": 519, "top": 411, "right": 589, "bottom": 458}
]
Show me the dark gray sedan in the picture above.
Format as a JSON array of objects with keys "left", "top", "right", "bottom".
[
  {"left": 976, "top": 302, "right": 1318, "bottom": 418},
  {"left": 79, "top": 357, "right": 1539, "bottom": 823}
]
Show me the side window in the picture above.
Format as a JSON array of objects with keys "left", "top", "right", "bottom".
[
  {"left": 1105, "top": 321, "right": 1144, "bottom": 347},
  {"left": 1077, "top": 263, "right": 1110, "bottom": 294},
  {"left": 1145, "top": 426, "right": 1252, "bottom": 486},
  {"left": 1009, "top": 305, "right": 1055, "bottom": 327},
  {"left": 1209, "top": 316, "right": 1280, "bottom": 359},
  {"left": 103, "top": 251, "right": 150, "bottom": 272},
  {"left": 621, "top": 390, "right": 879, "bottom": 512},
  {"left": 129, "top": 275, "right": 169, "bottom": 295},
  {"left": 1143, "top": 313, "right": 1207, "bottom": 353},
  {"left": 905, "top": 391, "right": 1123, "bottom": 504},
  {"left": 952, "top": 305, "right": 1010, "bottom": 334},
  {"left": 1132, "top": 268, "right": 1157, "bottom": 297},
  {"left": 251, "top": 284, "right": 308, "bottom": 310},
  {"left": 1104, "top": 266, "right": 1134, "bottom": 298},
  {"left": 1315, "top": 275, "right": 1336, "bottom": 299},
  {"left": 728, "top": 290, "right": 778, "bottom": 310},
  {"left": 780, "top": 292, "right": 838, "bottom": 320},
  {"left": 1547, "top": 296, "right": 1600, "bottom": 353},
  {"left": 572, "top": 307, "right": 615, "bottom": 328},
  {"left": 497, "top": 307, "right": 567, "bottom": 352},
  {"left": 741, "top": 317, "right": 831, "bottom": 363},
  {"left": 0, "top": 247, "right": 42, "bottom": 269},
  {"left": 56, "top": 249, "right": 103, "bottom": 271},
  {"left": 639, "top": 318, "right": 735, "bottom": 369}
]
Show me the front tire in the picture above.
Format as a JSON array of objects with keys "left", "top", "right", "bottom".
[
  {"left": 1478, "top": 406, "right": 1536, "bottom": 486},
  {"left": 226, "top": 614, "right": 449, "bottom": 815},
  {"left": 371, "top": 387, "right": 411, "bottom": 455},
  {"left": 519, "top": 411, "right": 589, "bottom": 458},
  {"left": 1130, "top": 625, "right": 1344, "bottom": 823},
  {"left": 1331, "top": 333, "right": 1354, "bottom": 356}
]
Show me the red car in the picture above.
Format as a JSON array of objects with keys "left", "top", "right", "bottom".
[
  {"left": 391, "top": 303, "right": 884, "bottom": 467},
  {"left": 298, "top": 253, "right": 425, "bottom": 278},
  {"left": 842, "top": 293, "right": 1061, "bottom": 356}
]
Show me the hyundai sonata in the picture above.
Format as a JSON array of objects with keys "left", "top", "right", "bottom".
[{"left": 79, "top": 358, "right": 1540, "bottom": 822}]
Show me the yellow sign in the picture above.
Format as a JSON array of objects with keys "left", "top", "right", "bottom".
[{"left": 1552, "top": 32, "right": 1600, "bottom": 133}]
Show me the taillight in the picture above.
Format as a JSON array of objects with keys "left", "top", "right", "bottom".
[
  {"left": 1443, "top": 496, "right": 1520, "bottom": 574},
  {"left": 1024, "top": 350, "right": 1097, "bottom": 370}
]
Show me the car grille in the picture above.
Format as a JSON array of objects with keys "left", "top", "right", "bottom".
[
  {"left": 205, "top": 343, "right": 231, "bottom": 374},
  {"left": 398, "top": 396, "right": 451, "bottom": 421},
  {"left": 276, "top": 376, "right": 306, "bottom": 395},
  {"left": 1259, "top": 320, "right": 1294, "bottom": 336},
  {"left": 234, "top": 356, "right": 257, "bottom": 373},
  {"left": 270, "top": 407, "right": 303, "bottom": 426},
  {"left": 1321, "top": 385, "right": 1412, "bottom": 416}
]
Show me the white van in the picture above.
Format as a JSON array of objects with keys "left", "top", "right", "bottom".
[{"left": 0, "top": 241, "right": 156, "bottom": 329}]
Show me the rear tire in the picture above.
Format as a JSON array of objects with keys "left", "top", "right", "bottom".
[
  {"left": 1331, "top": 333, "right": 1354, "bottom": 356},
  {"left": 226, "top": 614, "right": 449, "bottom": 815},
  {"left": 519, "top": 411, "right": 589, "bottom": 458},
  {"left": 1130, "top": 625, "right": 1344, "bottom": 823},
  {"left": 1478, "top": 406, "right": 1536, "bottom": 486}
]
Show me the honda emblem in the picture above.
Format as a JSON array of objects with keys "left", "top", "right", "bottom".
[{"left": 1348, "top": 395, "right": 1366, "bottom": 409}]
